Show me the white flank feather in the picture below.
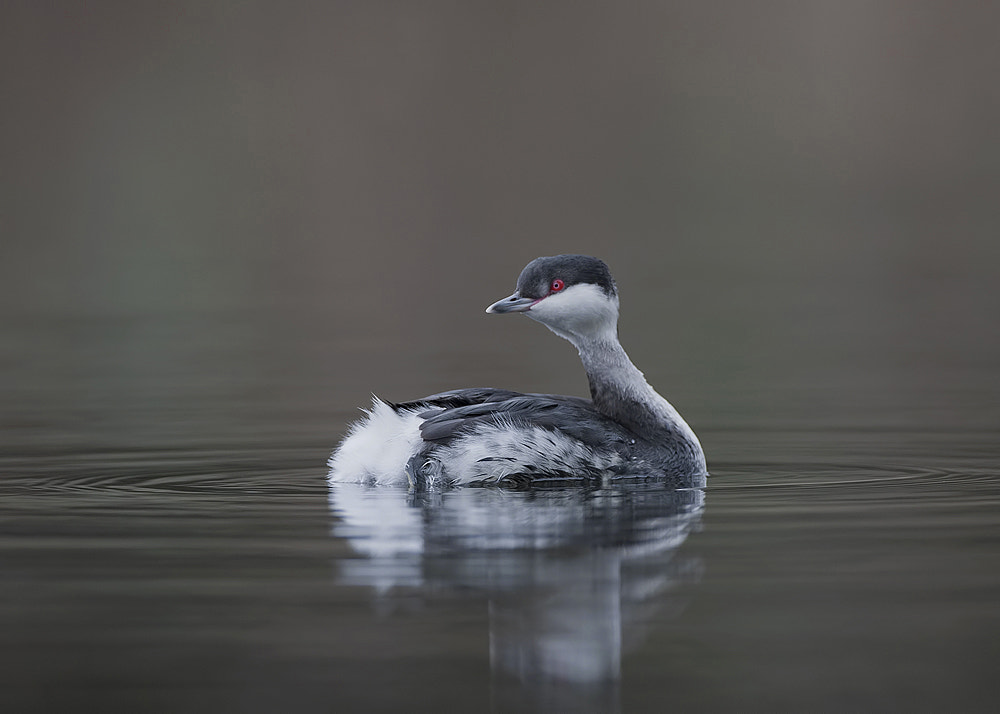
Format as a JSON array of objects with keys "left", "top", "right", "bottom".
[{"left": 434, "top": 421, "right": 624, "bottom": 485}]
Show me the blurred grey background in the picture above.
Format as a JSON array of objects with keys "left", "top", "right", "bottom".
[{"left": 2, "top": 1, "right": 998, "bottom": 450}]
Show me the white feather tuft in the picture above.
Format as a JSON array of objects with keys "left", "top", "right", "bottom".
[{"left": 327, "top": 398, "right": 424, "bottom": 485}]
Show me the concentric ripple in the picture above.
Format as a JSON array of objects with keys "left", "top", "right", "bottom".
[{"left": 0, "top": 446, "right": 325, "bottom": 498}]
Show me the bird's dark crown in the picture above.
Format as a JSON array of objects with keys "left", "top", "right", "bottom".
[{"left": 515, "top": 254, "right": 617, "bottom": 300}]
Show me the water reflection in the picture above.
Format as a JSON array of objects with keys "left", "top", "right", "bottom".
[{"left": 329, "top": 483, "right": 704, "bottom": 712}]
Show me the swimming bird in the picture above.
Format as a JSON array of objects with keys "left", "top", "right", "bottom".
[{"left": 328, "top": 254, "right": 706, "bottom": 489}]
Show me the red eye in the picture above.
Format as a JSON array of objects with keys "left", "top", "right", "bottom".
[{"left": 550, "top": 279, "right": 565, "bottom": 293}]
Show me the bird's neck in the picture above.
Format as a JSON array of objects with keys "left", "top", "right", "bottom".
[{"left": 575, "top": 334, "right": 700, "bottom": 448}]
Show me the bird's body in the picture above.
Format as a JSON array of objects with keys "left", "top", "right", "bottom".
[{"left": 328, "top": 255, "right": 706, "bottom": 489}]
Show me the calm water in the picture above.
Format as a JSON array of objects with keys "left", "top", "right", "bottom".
[{"left": 2, "top": 301, "right": 998, "bottom": 714}]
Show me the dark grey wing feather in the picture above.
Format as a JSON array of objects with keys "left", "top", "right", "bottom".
[
  {"left": 416, "top": 394, "right": 635, "bottom": 447},
  {"left": 389, "top": 388, "right": 524, "bottom": 412}
]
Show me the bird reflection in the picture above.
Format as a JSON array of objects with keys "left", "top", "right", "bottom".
[{"left": 329, "top": 483, "right": 704, "bottom": 713}]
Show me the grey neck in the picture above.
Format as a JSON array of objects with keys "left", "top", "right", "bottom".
[{"left": 575, "top": 335, "right": 697, "bottom": 445}]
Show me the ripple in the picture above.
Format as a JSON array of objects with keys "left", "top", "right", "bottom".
[
  {"left": 707, "top": 459, "right": 1000, "bottom": 496},
  {"left": 0, "top": 446, "right": 325, "bottom": 498}
]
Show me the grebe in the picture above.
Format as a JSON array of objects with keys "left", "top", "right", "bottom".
[{"left": 328, "top": 254, "right": 706, "bottom": 489}]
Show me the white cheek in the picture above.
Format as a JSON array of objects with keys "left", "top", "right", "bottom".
[{"left": 527, "top": 283, "right": 618, "bottom": 336}]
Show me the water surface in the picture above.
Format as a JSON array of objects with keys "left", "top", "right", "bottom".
[{"left": 2, "top": 307, "right": 997, "bottom": 713}]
